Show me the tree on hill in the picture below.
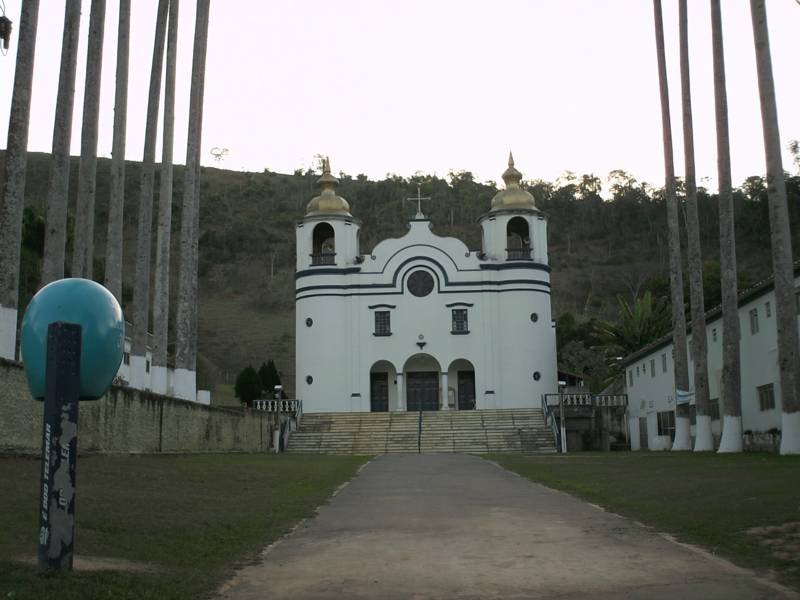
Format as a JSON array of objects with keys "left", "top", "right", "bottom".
[{"left": 235, "top": 365, "right": 261, "bottom": 407}]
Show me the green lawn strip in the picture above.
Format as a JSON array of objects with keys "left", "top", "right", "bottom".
[
  {"left": 0, "top": 453, "right": 369, "bottom": 599},
  {"left": 489, "top": 452, "right": 800, "bottom": 590}
]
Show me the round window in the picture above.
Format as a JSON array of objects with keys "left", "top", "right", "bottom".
[
  {"left": 530, "top": 313, "right": 538, "bottom": 323},
  {"left": 533, "top": 371, "right": 541, "bottom": 381},
  {"left": 407, "top": 270, "right": 434, "bottom": 297},
  {"left": 305, "top": 317, "right": 313, "bottom": 327},
  {"left": 306, "top": 375, "right": 313, "bottom": 385}
]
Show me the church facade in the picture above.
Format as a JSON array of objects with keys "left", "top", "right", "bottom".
[{"left": 295, "top": 155, "right": 557, "bottom": 413}]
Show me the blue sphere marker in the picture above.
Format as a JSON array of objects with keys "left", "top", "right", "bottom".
[
  {"left": 20, "top": 278, "right": 124, "bottom": 570},
  {"left": 21, "top": 278, "right": 124, "bottom": 400}
]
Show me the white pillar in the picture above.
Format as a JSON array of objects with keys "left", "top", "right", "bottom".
[
  {"left": 129, "top": 354, "right": 149, "bottom": 391},
  {"left": 151, "top": 365, "right": 168, "bottom": 395},
  {"left": 0, "top": 306, "right": 17, "bottom": 360},
  {"left": 173, "top": 367, "right": 197, "bottom": 402},
  {"left": 441, "top": 372, "right": 449, "bottom": 410},
  {"left": 396, "top": 373, "right": 404, "bottom": 411}
]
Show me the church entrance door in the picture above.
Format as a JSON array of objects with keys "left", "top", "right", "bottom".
[
  {"left": 370, "top": 372, "right": 389, "bottom": 412},
  {"left": 406, "top": 372, "right": 439, "bottom": 411},
  {"left": 457, "top": 371, "right": 476, "bottom": 410}
]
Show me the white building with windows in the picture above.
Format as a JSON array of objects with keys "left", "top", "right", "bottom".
[
  {"left": 623, "top": 270, "right": 800, "bottom": 451},
  {"left": 295, "top": 155, "right": 557, "bottom": 413}
]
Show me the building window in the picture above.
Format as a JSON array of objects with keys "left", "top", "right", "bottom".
[
  {"left": 710, "top": 398, "right": 720, "bottom": 421},
  {"left": 749, "top": 308, "right": 759, "bottom": 335},
  {"left": 407, "top": 270, "right": 435, "bottom": 297},
  {"left": 123, "top": 352, "right": 130, "bottom": 366},
  {"left": 650, "top": 359, "right": 655, "bottom": 377},
  {"left": 712, "top": 328, "right": 717, "bottom": 342},
  {"left": 689, "top": 405, "right": 696, "bottom": 425},
  {"left": 765, "top": 301, "right": 771, "bottom": 318},
  {"left": 657, "top": 411, "right": 676, "bottom": 440},
  {"left": 642, "top": 362, "right": 646, "bottom": 375},
  {"left": 636, "top": 366, "right": 639, "bottom": 377},
  {"left": 661, "top": 353, "right": 667, "bottom": 373},
  {"left": 145, "top": 360, "right": 150, "bottom": 373},
  {"left": 628, "top": 370, "right": 633, "bottom": 387},
  {"left": 451, "top": 309, "right": 469, "bottom": 334},
  {"left": 374, "top": 311, "right": 391, "bottom": 336},
  {"left": 758, "top": 384, "right": 775, "bottom": 411}
]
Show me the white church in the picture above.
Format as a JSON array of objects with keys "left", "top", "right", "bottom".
[{"left": 294, "top": 155, "right": 557, "bottom": 413}]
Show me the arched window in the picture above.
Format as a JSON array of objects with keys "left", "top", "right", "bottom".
[
  {"left": 506, "top": 217, "right": 531, "bottom": 260},
  {"left": 312, "top": 223, "right": 335, "bottom": 265}
]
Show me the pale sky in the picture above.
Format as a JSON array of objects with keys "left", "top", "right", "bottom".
[{"left": 1, "top": 0, "right": 799, "bottom": 191}]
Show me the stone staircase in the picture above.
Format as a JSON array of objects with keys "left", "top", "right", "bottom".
[{"left": 286, "top": 408, "right": 556, "bottom": 454}]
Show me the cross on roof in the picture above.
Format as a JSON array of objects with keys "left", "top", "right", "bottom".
[{"left": 406, "top": 185, "right": 432, "bottom": 219}]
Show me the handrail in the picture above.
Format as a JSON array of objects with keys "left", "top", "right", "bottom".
[
  {"left": 541, "top": 394, "right": 561, "bottom": 452},
  {"left": 417, "top": 407, "right": 423, "bottom": 453}
]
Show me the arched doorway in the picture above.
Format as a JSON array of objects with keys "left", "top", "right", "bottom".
[
  {"left": 312, "top": 222, "right": 336, "bottom": 265},
  {"left": 403, "top": 354, "right": 442, "bottom": 412},
  {"left": 369, "top": 360, "right": 397, "bottom": 412},
  {"left": 506, "top": 216, "right": 531, "bottom": 260},
  {"left": 448, "top": 359, "right": 476, "bottom": 410}
]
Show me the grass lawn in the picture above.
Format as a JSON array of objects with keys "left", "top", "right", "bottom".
[
  {"left": 491, "top": 452, "right": 800, "bottom": 590},
  {"left": 0, "top": 453, "right": 369, "bottom": 599}
]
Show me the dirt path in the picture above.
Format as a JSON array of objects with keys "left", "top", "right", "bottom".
[{"left": 217, "top": 454, "right": 796, "bottom": 599}]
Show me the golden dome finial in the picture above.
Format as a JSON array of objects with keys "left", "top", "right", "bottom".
[
  {"left": 306, "top": 155, "right": 351, "bottom": 216},
  {"left": 502, "top": 150, "right": 523, "bottom": 189},
  {"left": 490, "top": 151, "right": 535, "bottom": 212}
]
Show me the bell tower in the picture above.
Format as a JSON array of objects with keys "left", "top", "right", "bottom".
[
  {"left": 296, "top": 157, "right": 361, "bottom": 271},
  {"left": 479, "top": 153, "right": 548, "bottom": 265}
]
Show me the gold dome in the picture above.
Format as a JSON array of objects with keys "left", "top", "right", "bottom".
[
  {"left": 490, "top": 152, "right": 536, "bottom": 211},
  {"left": 305, "top": 157, "right": 351, "bottom": 217}
]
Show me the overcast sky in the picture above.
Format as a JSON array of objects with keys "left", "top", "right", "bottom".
[{"left": 1, "top": 0, "right": 798, "bottom": 191}]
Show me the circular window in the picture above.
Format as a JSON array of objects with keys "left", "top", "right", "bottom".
[
  {"left": 407, "top": 270, "right": 434, "bottom": 297},
  {"left": 530, "top": 313, "right": 538, "bottom": 323},
  {"left": 533, "top": 371, "right": 541, "bottom": 381},
  {"left": 305, "top": 317, "right": 313, "bottom": 327},
  {"left": 306, "top": 375, "right": 313, "bottom": 385}
]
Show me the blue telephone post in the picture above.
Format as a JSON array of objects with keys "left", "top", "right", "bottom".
[{"left": 21, "top": 279, "right": 124, "bottom": 570}]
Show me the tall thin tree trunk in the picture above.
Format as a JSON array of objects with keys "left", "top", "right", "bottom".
[
  {"left": 0, "top": 0, "right": 40, "bottom": 360},
  {"left": 152, "top": 0, "right": 179, "bottom": 395},
  {"left": 71, "top": 0, "right": 106, "bottom": 280},
  {"left": 750, "top": 0, "right": 800, "bottom": 455},
  {"left": 104, "top": 0, "right": 131, "bottom": 304},
  {"left": 653, "top": 0, "right": 691, "bottom": 450},
  {"left": 712, "top": 0, "right": 742, "bottom": 453},
  {"left": 130, "top": 0, "right": 169, "bottom": 390},
  {"left": 174, "top": 0, "right": 210, "bottom": 401},
  {"left": 679, "top": 0, "right": 712, "bottom": 451},
  {"left": 41, "top": 0, "right": 81, "bottom": 285}
]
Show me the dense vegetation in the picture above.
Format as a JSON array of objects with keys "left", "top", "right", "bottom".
[{"left": 4, "top": 151, "right": 799, "bottom": 395}]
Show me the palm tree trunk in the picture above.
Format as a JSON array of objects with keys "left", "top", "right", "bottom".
[
  {"left": 174, "top": 0, "right": 210, "bottom": 401},
  {"left": 0, "top": 0, "right": 40, "bottom": 360},
  {"left": 653, "top": 0, "right": 691, "bottom": 450},
  {"left": 750, "top": 0, "right": 800, "bottom": 455},
  {"left": 130, "top": 0, "right": 169, "bottom": 390},
  {"left": 71, "top": 0, "right": 106, "bottom": 280},
  {"left": 712, "top": 0, "right": 742, "bottom": 453},
  {"left": 151, "top": 0, "right": 179, "bottom": 395},
  {"left": 678, "top": 0, "right": 712, "bottom": 451},
  {"left": 104, "top": 0, "right": 131, "bottom": 304},
  {"left": 41, "top": 0, "right": 81, "bottom": 285}
]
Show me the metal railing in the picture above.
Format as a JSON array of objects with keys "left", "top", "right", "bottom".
[
  {"left": 310, "top": 253, "right": 336, "bottom": 266},
  {"left": 506, "top": 247, "right": 532, "bottom": 260},
  {"left": 541, "top": 394, "right": 561, "bottom": 452}
]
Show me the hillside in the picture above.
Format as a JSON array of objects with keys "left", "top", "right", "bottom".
[{"left": 3, "top": 151, "right": 798, "bottom": 399}]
